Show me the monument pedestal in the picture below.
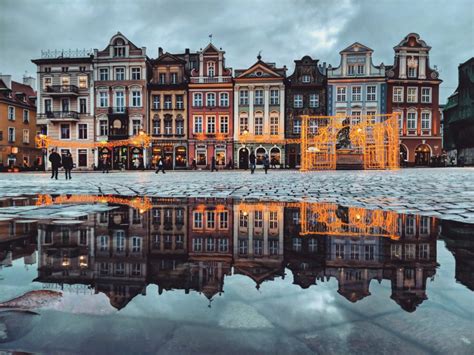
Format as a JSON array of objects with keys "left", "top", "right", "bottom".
[{"left": 336, "top": 149, "right": 364, "bottom": 170}]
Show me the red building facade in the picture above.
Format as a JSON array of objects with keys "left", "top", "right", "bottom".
[
  {"left": 188, "top": 44, "right": 233, "bottom": 169},
  {"left": 386, "top": 33, "right": 442, "bottom": 166}
]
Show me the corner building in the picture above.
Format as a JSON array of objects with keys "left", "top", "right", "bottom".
[
  {"left": 233, "top": 55, "right": 286, "bottom": 169},
  {"left": 386, "top": 33, "right": 442, "bottom": 166},
  {"left": 148, "top": 48, "right": 198, "bottom": 169},
  {"left": 188, "top": 43, "right": 233, "bottom": 169},
  {"left": 93, "top": 32, "right": 149, "bottom": 170}
]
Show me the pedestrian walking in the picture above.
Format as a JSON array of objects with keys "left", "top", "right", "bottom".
[
  {"left": 191, "top": 159, "right": 197, "bottom": 170},
  {"left": 249, "top": 150, "right": 256, "bottom": 174},
  {"left": 155, "top": 157, "right": 166, "bottom": 174},
  {"left": 211, "top": 156, "right": 218, "bottom": 172},
  {"left": 48, "top": 149, "right": 61, "bottom": 180},
  {"left": 263, "top": 153, "right": 270, "bottom": 174},
  {"left": 101, "top": 156, "right": 110, "bottom": 173},
  {"left": 62, "top": 152, "right": 73, "bottom": 180}
]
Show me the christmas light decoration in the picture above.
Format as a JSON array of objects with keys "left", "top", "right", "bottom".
[{"left": 35, "top": 132, "right": 151, "bottom": 149}]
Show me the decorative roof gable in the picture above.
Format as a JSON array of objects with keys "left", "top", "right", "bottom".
[{"left": 340, "top": 42, "right": 373, "bottom": 54}]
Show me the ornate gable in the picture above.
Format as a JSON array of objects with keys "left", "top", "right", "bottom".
[
  {"left": 340, "top": 42, "right": 373, "bottom": 54},
  {"left": 235, "top": 58, "right": 285, "bottom": 80}
]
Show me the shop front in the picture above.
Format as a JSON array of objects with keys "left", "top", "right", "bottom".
[{"left": 152, "top": 143, "right": 187, "bottom": 170}]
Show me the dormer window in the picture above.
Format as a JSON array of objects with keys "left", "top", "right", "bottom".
[
  {"left": 407, "top": 57, "right": 418, "bottom": 78},
  {"left": 208, "top": 62, "right": 215, "bottom": 77},
  {"left": 348, "top": 65, "right": 355, "bottom": 75},
  {"left": 114, "top": 44, "right": 126, "bottom": 57},
  {"left": 357, "top": 65, "right": 364, "bottom": 74},
  {"left": 302, "top": 75, "right": 311, "bottom": 83}
]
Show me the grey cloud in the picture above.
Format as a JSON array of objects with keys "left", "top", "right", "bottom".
[{"left": 0, "top": 0, "right": 472, "bottom": 101}]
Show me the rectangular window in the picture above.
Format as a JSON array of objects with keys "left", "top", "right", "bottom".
[
  {"left": 407, "top": 87, "right": 418, "bottom": 103},
  {"left": 309, "top": 94, "right": 319, "bottom": 108},
  {"left": 219, "top": 211, "right": 228, "bottom": 229},
  {"left": 131, "top": 68, "right": 141, "bottom": 80},
  {"left": 8, "top": 106, "right": 15, "bottom": 120},
  {"left": 220, "top": 116, "right": 228, "bottom": 134},
  {"left": 293, "top": 119, "right": 301, "bottom": 134},
  {"left": 336, "top": 87, "right": 346, "bottom": 102},
  {"left": 270, "top": 89, "right": 279, "bottom": 105},
  {"left": 43, "top": 77, "right": 52, "bottom": 89},
  {"left": 351, "top": 86, "right": 362, "bottom": 101},
  {"left": 99, "top": 68, "right": 109, "bottom": 81},
  {"left": 176, "top": 95, "right": 184, "bottom": 109},
  {"left": 239, "top": 90, "right": 249, "bottom": 105},
  {"left": 254, "top": 210, "right": 263, "bottom": 228},
  {"left": 79, "top": 98, "right": 87, "bottom": 114},
  {"left": 254, "top": 116, "right": 263, "bottom": 135},
  {"left": 240, "top": 116, "right": 248, "bottom": 134},
  {"left": 206, "top": 211, "right": 215, "bottom": 229},
  {"left": 270, "top": 116, "right": 279, "bottom": 136},
  {"left": 238, "top": 239, "right": 248, "bottom": 255},
  {"left": 421, "top": 87, "right": 432, "bottom": 103},
  {"left": 22, "top": 129, "right": 29, "bottom": 143},
  {"left": 407, "top": 111, "right": 417, "bottom": 130},
  {"left": 44, "top": 98, "right": 52, "bottom": 112},
  {"left": 78, "top": 149, "right": 87, "bottom": 167},
  {"left": 114, "top": 47, "right": 125, "bottom": 57},
  {"left": 132, "top": 91, "right": 142, "bottom": 107},
  {"left": 99, "top": 92, "right": 108, "bottom": 107},
  {"left": 207, "top": 93, "right": 216, "bottom": 107},
  {"left": 192, "top": 238, "right": 202, "bottom": 252},
  {"left": 193, "top": 93, "right": 202, "bottom": 107},
  {"left": 206, "top": 238, "right": 215, "bottom": 252},
  {"left": 335, "top": 243, "right": 345, "bottom": 259},
  {"left": 393, "top": 87, "right": 404, "bottom": 103},
  {"left": 218, "top": 238, "right": 228, "bottom": 252},
  {"left": 132, "top": 119, "right": 141, "bottom": 135},
  {"left": 164, "top": 119, "right": 172, "bottom": 135},
  {"left": 421, "top": 111, "right": 431, "bottom": 130},
  {"left": 115, "top": 91, "right": 125, "bottom": 111},
  {"left": 170, "top": 72, "right": 177, "bottom": 84},
  {"left": 132, "top": 237, "right": 142, "bottom": 253},
  {"left": 420, "top": 216, "right": 430, "bottom": 235},
  {"left": 408, "top": 66, "right": 417, "bottom": 78},
  {"left": 115, "top": 67, "right": 125, "bottom": 80},
  {"left": 351, "top": 110, "right": 361, "bottom": 124},
  {"left": 153, "top": 119, "right": 160, "bottom": 135},
  {"left": 132, "top": 263, "right": 142, "bottom": 276},
  {"left": 193, "top": 212, "right": 203, "bottom": 229},
  {"left": 152, "top": 95, "right": 160, "bottom": 109},
  {"left": 348, "top": 65, "right": 355, "bottom": 75},
  {"left": 220, "top": 92, "right": 229, "bottom": 107},
  {"left": 366, "top": 86, "right": 377, "bottom": 101},
  {"left": 350, "top": 244, "right": 360, "bottom": 260},
  {"left": 357, "top": 64, "right": 364, "bottom": 74},
  {"left": 60, "top": 124, "right": 70, "bottom": 139},
  {"left": 23, "top": 110, "right": 29, "bottom": 123},
  {"left": 164, "top": 95, "right": 172, "bottom": 109},
  {"left": 419, "top": 244, "right": 430, "bottom": 259},
  {"left": 365, "top": 245, "right": 375, "bottom": 260},
  {"left": 293, "top": 94, "right": 303, "bottom": 108},
  {"left": 99, "top": 120, "right": 108, "bottom": 136},
  {"left": 156, "top": 73, "right": 165, "bottom": 84},
  {"left": 78, "top": 75, "right": 88, "bottom": 89},
  {"left": 255, "top": 89, "right": 264, "bottom": 105},
  {"left": 194, "top": 116, "right": 203, "bottom": 133},
  {"left": 78, "top": 124, "right": 87, "bottom": 139},
  {"left": 176, "top": 120, "right": 184, "bottom": 135},
  {"left": 269, "top": 240, "right": 279, "bottom": 255},
  {"left": 207, "top": 116, "right": 216, "bottom": 134}
]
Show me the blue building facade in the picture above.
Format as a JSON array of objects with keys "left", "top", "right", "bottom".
[{"left": 327, "top": 43, "right": 386, "bottom": 119}]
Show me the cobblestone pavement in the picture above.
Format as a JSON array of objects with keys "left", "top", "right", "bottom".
[{"left": 0, "top": 167, "right": 473, "bottom": 223}]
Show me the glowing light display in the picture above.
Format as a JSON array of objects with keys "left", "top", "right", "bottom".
[{"left": 35, "top": 132, "right": 151, "bottom": 149}]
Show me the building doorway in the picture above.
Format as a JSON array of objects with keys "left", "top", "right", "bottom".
[
  {"left": 175, "top": 146, "right": 187, "bottom": 169},
  {"left": 415, "top": 144, "right": 431, "bottom": 166},
  {"left": 256, "top": 147, "right": 266, "bottom": 166},
  {"left": 400, "top": 144, "right": 408, "bottom": 166},
  {"left": 239, "top": 148, "right": 249, "bottom": 169}
]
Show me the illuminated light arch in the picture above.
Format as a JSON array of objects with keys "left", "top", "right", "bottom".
[{"left": 300, "top": 113, "right": 400, "bottom": 171}]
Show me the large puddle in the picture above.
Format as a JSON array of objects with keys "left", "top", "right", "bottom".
[{"left": 0, "top": 195, "right": 473, "bottom": 354}]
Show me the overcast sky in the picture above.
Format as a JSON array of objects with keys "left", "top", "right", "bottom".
[{"left": 1, "top": 0, "right": 473, "bottom": 102}]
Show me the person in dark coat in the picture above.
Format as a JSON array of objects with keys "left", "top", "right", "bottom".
[
  {"left": 62, "top": 152, "right": 73, "bottom": 180},
  {"left": 48, "top": 149, "right": 62, "bottom": 180},
  {"left": 249, "top": 150, "right": 256, "bottom": 174},
  {"left": 191, "top": 159, "right": 197, "bottom": 170},
  {"left": 263, "top": 153, "right": 270, "bottom": 174},
  {"left": 101, "top": 156, "right": 110, "bottom": 173},
  {"left": 211, "top": 156, "right": 217, "bottom": 172},
  {"left": 155, "top": 157, "right": 165, "bottom": 174}
]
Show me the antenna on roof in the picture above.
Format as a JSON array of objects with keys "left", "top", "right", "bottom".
[{"left": 257, "top": 50, "right": 262, "bottom": 61}]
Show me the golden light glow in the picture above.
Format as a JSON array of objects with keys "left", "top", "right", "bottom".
[
  {"left": 300, "top": 113, "right": 400, "bottom": 171},
  {"left": 35, "top": 133, "right": 151, "bottom": 149}
]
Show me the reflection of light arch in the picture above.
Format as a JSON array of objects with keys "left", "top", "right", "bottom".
[{"left": 36, "top": 194, "right": 152, "bottom": 213}]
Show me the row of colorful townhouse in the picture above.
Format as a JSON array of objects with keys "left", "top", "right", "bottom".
[{"left": 33, "top": 32, "right": 442, "bottom": 170}]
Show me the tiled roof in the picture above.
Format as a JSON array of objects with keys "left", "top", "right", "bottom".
[{"left": 0, "top": 79, "right": 36, "bottom": 108}]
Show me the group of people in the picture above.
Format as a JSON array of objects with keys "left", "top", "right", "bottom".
[
  {"left": 48, "top": 149, "right": 74, "bottom": 180},
  {"left": 249, "top": 150, "right": 271, "bottom": 174}
]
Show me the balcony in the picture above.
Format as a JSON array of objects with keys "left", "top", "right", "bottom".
[
  {"left": 108, "top": 107, "right": 129, "bottom": 115},
  {"left": 45, "top": 85, "right": 79, "bottom": 96},
  {"left": 37, "top": 111, "right": 79, "bottom": 120},
  {"left": 190, "top": 77, "right": 232, "bottom": 84}
]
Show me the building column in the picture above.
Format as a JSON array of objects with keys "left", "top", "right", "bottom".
[
  {"left": 279, "top": 85, "right": 285, "bottom": 138},
  {"left": 249, "top": 85, "right": 255, "bottom": 134},
  {"left": 264, "top": 85, "right": 270, "bottom": 135}
]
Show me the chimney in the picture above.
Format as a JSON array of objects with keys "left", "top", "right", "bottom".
[
  {"left": 185, "top": 48, "right": 190, "bottom": 54},
  {"left": 0, "top": 74, "right": 12, "bottom": 90},
  {"left": 23, "top": 75, "right": 36, "bottom": 90},
  {"left": 158, "top": 47, "right": 163, "bottom": 57}
]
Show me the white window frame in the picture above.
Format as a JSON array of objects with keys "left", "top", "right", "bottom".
[
  {"left": 206, "top": 116, "right": 216, "bottom": 134},
  {"left": 421, "top": 111, "right": 431, "bottom": 130},
  {"left": 60, "top": 123, "right": 71, "bottom": 140},
  {"left": 131, "top": 67, "right": 141, "bottom": 80},
  {"left": 131, "top": 90, "right": 142, "bottom": 107},
  {"left": 8, "top": 127, "right": 15, "bottom": 142},
  {"left": 351, "top": 86, "right": 362, "bottom": 102},
  {"left": 336, "top": 87, "right": 346, "bottom": 102},
  {"left": 220, "top": 116, "right": 229, "bottom": 134},
  {"left": 115, "top": 67, "right": 125, "bottom": 81},
  {"left": 293, "top": 94, "right": 303, "bottom": 108},
  {"left": 78, "top": 123, "right": 88, "bottom": 140},
  {"left": 366, "top": 85, "right": 377, "bottom": 101},
  {"left": 393, "top": 87, "right": 404, "bottom": 103},
  {"left": 254, "top": 115, "right": 263, "bottom": 135},
  {"left": 99, "top": 68, "right": 109, "bottom": 81},
  {"left": 8, "top": 106, "right": 15, "bottom": 120},
  {"left": 270, "top": 89, "right": 279, "bottom": 105},
  {"left": 239, "top": 90, "right": 249, "bottom": 105},
  {"left": 407, "top": 110, "right": 417, "bottom": 130},
  {"left": 193, "top": 93, "right": 202, "bottom": 107},
  {"left": 407, "top": 87, "right": 418, "bottom": 103},
  {"left": 206, "top": 92, "right": 216, "bottom": 107},
  {"left": 255, "top": 89, "right": 264, "bottom": 105},
  {"left": 219, "top": 92, "right": 229, "bottom": 107},
  {"left": 193, "top": 116, "right": 203, "bottom": 133},
  {"left": 309, "top": 94, "right": 319, "bottom": 108},
  {"left": 22, "top": 129, "right": 29, "bottom": 143},
  {"left": 99, "top": 91, "right": 108, "bottom": 107},
  {"left": 421, "top": 87, "right": 432, "bottom": 103}
]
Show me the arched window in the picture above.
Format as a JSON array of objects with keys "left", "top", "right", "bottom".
[
  {"left": 256, "top": 147, "right": 266, "bottom": 165},
  {"left": 270, "top": 147, "right": 281, "bottom": 165}
]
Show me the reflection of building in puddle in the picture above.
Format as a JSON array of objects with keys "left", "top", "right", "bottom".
[
  {"left": 0, "top": 198, "right": 38, "bottom": 268},
  {"left": 440, "top": 220, "right": 474, "bottom": 291},
  {"left": 233, "top": 202, "right": 285, "bottom": 289},
  {"left": 5, "top": 195, "right": 465, "bottom": 312},
  {"left": 286, "top": 206, "right": 438, "bottom": 312}
]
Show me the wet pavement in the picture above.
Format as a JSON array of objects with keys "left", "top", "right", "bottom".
[
  {"left": 0, "top": 168, "right": 473, "bottom": 224},
  {"left": 0, "top": 195, "right": 473, "bottom": 354}
]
